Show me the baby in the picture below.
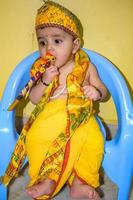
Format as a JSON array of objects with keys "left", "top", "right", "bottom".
[{"left": 2, "top": 1, "right": 108, "bottom": 199}]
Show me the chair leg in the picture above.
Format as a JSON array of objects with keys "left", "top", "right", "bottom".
[
  {"left": 117, "top": 187, "right": 130, "bottom": 200},
  {"left": 117, "top": 173, "right": 132, "bottom": 200},
  {"left": 0, "top": 184, "right": 7, "bottom": 200}
]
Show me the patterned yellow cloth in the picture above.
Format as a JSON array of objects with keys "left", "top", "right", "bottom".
[
  {"left": 1, "top": 50, "right": 93, "bottom": 187},
  {"left": 35, "top": 0, "right": 83, "bottom": 40}
]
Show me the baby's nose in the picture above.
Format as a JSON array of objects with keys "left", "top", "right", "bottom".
[{"left": 47, "top": 43, "right": 54, "bottom": 52}]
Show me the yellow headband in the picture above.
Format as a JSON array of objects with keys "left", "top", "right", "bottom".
[{"left": 35, "top": 0, "right": 83, "bottom": 40}]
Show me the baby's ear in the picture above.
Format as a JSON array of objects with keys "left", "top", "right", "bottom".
[{"left": 72, "top": 38, "right": 81, "bottom": 54}]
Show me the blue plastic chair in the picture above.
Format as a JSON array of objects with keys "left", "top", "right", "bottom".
[{"left": 0, "top": 49, "right": 133, "bottom": 200}]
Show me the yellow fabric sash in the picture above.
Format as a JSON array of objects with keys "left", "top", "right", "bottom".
[{"left": 1, "top": 49, "right": 93, "bottom": 189}]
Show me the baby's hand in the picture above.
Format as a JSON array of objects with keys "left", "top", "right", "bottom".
[
  {"left": 42, "top": 65, "right": 59, "bottom": 84},
  {"left": 83, "top": 85, "right": 102, "bottom": 101}
]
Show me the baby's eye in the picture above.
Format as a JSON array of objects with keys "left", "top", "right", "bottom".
[
  {"left": 54, "top": 39, "right": 63, "bottom": 44},
  {"left": 39, "top": 41, "right": 46, "bottom": 46}
]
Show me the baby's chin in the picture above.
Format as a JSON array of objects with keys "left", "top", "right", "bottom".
[
  {"left": 57, "top": 66, "right": 62, "bottom": 71},
  {"left": 56, "top": 64, "right": 62, "bottom": 69}
]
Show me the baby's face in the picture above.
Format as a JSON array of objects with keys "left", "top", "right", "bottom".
[{"left": 36, "top": 27, "right": 78, "bottom": 68}]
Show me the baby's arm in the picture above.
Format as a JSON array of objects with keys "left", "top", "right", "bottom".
[
  {"left": 29, "top": 65, "right": 59, "bottom": 104},
  {"left": 83, "top": 62, "right": 108, "bottom": 101}
]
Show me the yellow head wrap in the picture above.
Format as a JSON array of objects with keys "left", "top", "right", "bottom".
[{"left": 35, "top": 0, "right": 83, "bottom": 40}]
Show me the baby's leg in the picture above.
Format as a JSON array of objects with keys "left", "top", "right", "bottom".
[
  {"left": 25, "top": 100, "right": 67, "bottom": 198},
  {"left": 25, "top": 179, "right": 56, "bottom": 198},
  {"left": 70, "top": 176, "right": 100, "bottom": 200},
  {"left": 69, "top": 116, "right": 104, "bottom": 199}
]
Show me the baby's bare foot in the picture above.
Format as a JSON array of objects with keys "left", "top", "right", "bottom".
[
  {"left": 25, "top": 179, "right": 55, "bottom": 198},
  {"left": 70, "top": 176, "right": 100, "bottom": 200},
  {"left": 70, "top": 184, "right": 100, "bottom": 199}
]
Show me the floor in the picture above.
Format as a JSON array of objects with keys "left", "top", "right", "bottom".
[{"left": 8, "top": 124, "right": 133, "bottom": 200}]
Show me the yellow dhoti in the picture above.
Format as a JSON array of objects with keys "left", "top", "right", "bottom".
[{"left": 26, "top": 99, "right": 104, "bottom": 197}]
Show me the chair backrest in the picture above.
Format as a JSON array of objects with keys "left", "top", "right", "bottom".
[{"left": 1, "top": 49, "right": 132, "bottom": 134}]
